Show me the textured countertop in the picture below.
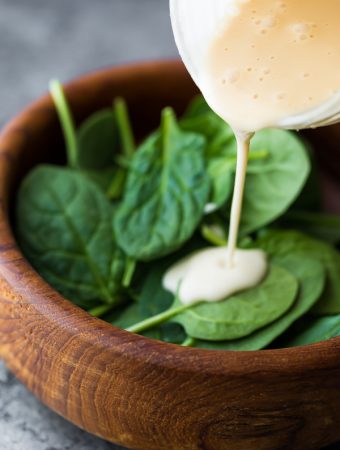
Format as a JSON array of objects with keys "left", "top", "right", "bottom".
[{"left": 0, "top": 1, "right": 338, "bottom": 450}]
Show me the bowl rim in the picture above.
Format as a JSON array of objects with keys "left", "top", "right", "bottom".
[{"left": 0, "top": 60, "right": 339, "bottom": 375}]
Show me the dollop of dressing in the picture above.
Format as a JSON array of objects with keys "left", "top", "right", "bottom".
[
  {"left": 164, "top": 248, "right": 267, "bottom": 306},
  {"left": 166, "top": 0, "right": 340, "bottom": 306}
]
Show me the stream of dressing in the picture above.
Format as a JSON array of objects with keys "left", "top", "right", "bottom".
[{"left": 164, "top": 0, "right": 340, "bottom": 306}]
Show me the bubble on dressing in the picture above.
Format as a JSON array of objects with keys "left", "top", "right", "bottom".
[{"left": 222, "top": 68, "right": 241, "bottom": 84}]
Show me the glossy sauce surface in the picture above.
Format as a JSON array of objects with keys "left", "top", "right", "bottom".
[
  {"left": 205, "top": 0, "right": 340, "bottom": 131},
  {"left": 166, "top": 0, "right": 340, "bottom": 306}
]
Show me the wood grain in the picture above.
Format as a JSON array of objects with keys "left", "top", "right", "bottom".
[{"left": 0, "top": 61, "right": 339, "bottom": 450}]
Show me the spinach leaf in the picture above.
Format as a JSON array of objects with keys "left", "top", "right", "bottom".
[
  {"left": 138, "top": 260, "right": 174, "bottom": 317},
  {"left": 206, "top": 148, "right": 270, "bottom": 210},
  {"left": 289, "top": 142, "right": 321, "bottom": 212},
  {"left": 206, "top": 157, "right": 235, "bottom": 209},
  {"left": 82, "top": 167, "right": 118, "bottom": 192},
  {"left": 194, "top": 254, "right": 325, "bottom": 350},
  {"left": 180, "top": 96, "right": 234, "bottom": 155},
  {"left": 173, "top": 265, "right": 298, "bottom": 341},
  {"left": 280, "top": 315, "right": 340, "bottom": 347},
  {"left": 181, "top": 95, "right": 212, "bottom": 119},
  {"left": 77, "top": 109, "right": 118, "bottom": 170},
  {"left": 240, "top": 130, "right": 311, "bottom": 234},
  {"left": 77, "top": 99, "right": 135, "bottom": 199},
  {"left": 16, "top": 165, "right": 126, "bottom": 308},
  {"left": 114, "top": 108, "right": 210, "bottom": 261},
  {"left": 109, "top": 301, "right": 186, "bottom": 344},
  {"left": 279, "top": 211, "right": 340, "bottom": 245},
  {"left": 108, "top": 302, "right": 143, "bottom": 328},
  {"left": 256, "top": 230, "right": 340, "bottom": 314},
  {"left": 131, "top": 234, "right": 206, "bottom": 309},
  {"left": 181, "top": 96, "right": 235, "bottom": 207},
  {"left": 181, "top": 97, "right": 311, "bottom": 225}
]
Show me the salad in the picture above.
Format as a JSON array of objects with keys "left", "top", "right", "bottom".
[{"left": 15, "top": 80, "right": 340, "bottom": 350}]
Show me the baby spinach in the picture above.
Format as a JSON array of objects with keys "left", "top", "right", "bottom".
[
  {"left": 18, "top": 86, "right": 340, "bottom": 351},
  {"left": 279, "top": 211, "right": 340, "bottom": 245},
  {"left": 109, "top": 301, "right": 187, "bottom": 344},
  {"left": 51, "top": 80, "right": 134, "bottom": 200},
  {"left": 114, "top": 108, "right": 210, "bottom": 261},
  {"left": 77, "top": 109, "right": 119, "bottom": 170},
  {"left": 81, "top": 167, "right": 118, "bottom": 193},
  {"left": 180, "top": 96, "right": 234, "bottom": 157},
  {"left": 289, "top": 144, "right": 321, "bottom": 212},
  {"left": 193, "top": 254, "right": 325, "bottom": 350},
  {"left": 108, "top": 302, "right": 143, "bottom": 328},
  {"left": 16, "top": 165, "right": 126, "bottom": 308},
  {"left": 127, "top": 265, "right": 298, "bottom": 341},
  {"left": 182, "top": 97, "right": 311, "bottom": 231},
  {"left": 77, "top": 98, "right": 135, "bottom": 199},
  {"left": 281, "top": 314, "right": 340, "bottom": 347},
  {"left": 257, "top": 230, "right": 340, "bottom": 314},
  {"left": 240, "top": 130, "right": 311, "bottom": 234},
  {"left": 138, "top": 261, "right": 174, "bottom": 316},
  {"left": 207, "top": 148, "right": 270, "bottom": 209},
  {"left": 181, "top": 96, "right": 236, "bottom": 207},
  {"left": 172, "top": 265, "right": 298, "bottom": 341}
]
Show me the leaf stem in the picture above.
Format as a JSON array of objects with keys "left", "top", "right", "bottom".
[
  {"left": 123, "top": 258, "right": 136, "bottom": 288},
  {"left": 88, "top": 304, "right": 114, "bottom": 318},
  {"left": 161, "top": 107, "right": 176, "bottom": 163},
  {"left": 126, "top": 303, "right": 190, "bottom": 334},
  {"left": 106, "top": 168, "right": 126, "bottom": 200},
  {"left": 249, "top": 149, "right": 269, "bottom": 161},
  {"left": 114, "top": 98, "right": 135, "bottom": 158},
  {"left": 49, "top": 79, "right": 78, "bottom": 168},
  {"left": 201, "top": 224, "right": 228, "bottom": 247},
  {"left": 181, "top": 337, "right": 196, "bottom": 347}
]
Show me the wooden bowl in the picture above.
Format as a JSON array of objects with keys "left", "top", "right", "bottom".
[{"left": 0, "top": 61, "right": 339, "bottom": 450}]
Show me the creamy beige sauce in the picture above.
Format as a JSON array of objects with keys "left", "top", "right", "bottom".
[
  {"left": 164, "top": 248, "right": 267, "bottom": 306},
  {"left": 166, "top": 0, "right": 340, "bottom": 306},
  {"left": 204, "top": 0, "right": 340, "bottom": 131}
]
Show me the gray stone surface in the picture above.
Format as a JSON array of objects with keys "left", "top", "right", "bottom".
[
  {"left": 0, "top": 361, "right": 120, "bottom": 450},
  {"left": 0, "top": 0, "right": 176, "bottom": 127},
  {"left": 0, "top": 1, "right": 175, "bottom": 449}
]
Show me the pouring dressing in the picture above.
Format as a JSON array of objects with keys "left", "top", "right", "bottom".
[{"left": 165, "top": 0, "right": 340, "bottom": 305}]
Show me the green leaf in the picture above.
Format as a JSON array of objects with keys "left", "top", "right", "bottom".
[
  {"left": 257, "top": 230, "right": 340, "bottom": 314},
  {"left": 77, "top": 100, "right": 134, "bottom": 198},
  {"left": 109, "top": 301, "right": 186, "bottom": 344},
  {"left": 181, "top": 97, "right": 311, "bottom": 224},
  {"left": 279, "top": 211, "right": 340, "bottom": 245},
  {"left": 289, "top": 140, "right": 321, "bottom": 212},
  {"left": 207, "top": 157, "right": 235, "bottom": 208},
  {"left": 16, "top": 165, "right": 126, "bottom": 308},
  {"left": 180, "top": 96, "right": 235, "bottom": 207},
  {"left": 108, "top": 302, "right": 143, "bottom": 328},
  {"left": 81, "top": 167, "right": 118, "bottom": 192},
  {"left": 138, "top": 260, "right": 174, "bottom": 317},
  {"left": 173, "top": 265, "right": 298, "bottom": 341},
  {"left": 194, "top": 254, "right": 325, "bottom": 351},
  {"left": 240, "top": 130, "right": 311, "bottom": 234},
  {"left": 77, "top": 109, "right": 118, "bottom": 170},
  {"left": 181, "top": 95, "right": 213, "bottom": 119},
  {"left": 131, "top": 234, "right": 206, "bottom": 306},
  {"left": 180, "top": 96, "right": 234, "bottom": 154},
  {"left": 114, "top": 108, "right": 210, "bottom": 261},
  {"left": 281, "top": 315, "right": 340, "bottom": 346}
]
